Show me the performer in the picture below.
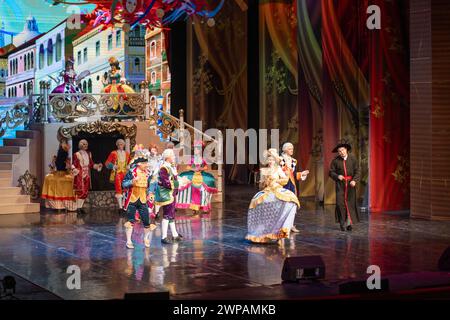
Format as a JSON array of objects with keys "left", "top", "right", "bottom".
[
  {"left": 72, "top": 139, "right": 103, "bottom": 214},
  {"left": 122, "top": 156, "right": 157, "bottom": 249},
  {"left": 148, "top": 144, "right": 163, "bottom": 175},
  {"left": 176, "top": 141, "right": 218, "bottom": 215},
  {"left": 105, "top": 139, "right": 130, "bottom": 212},
  {"left": 41, "top": 139, "right": 77, "bottom": 211},
  {"left": 280, "top": 142, "right": 309, "bottom": 233},
  {"left": 246, "top": 149, "right": 300, "bottom": 244},
  {"left": 51, "top": 59, "right": 83, "bottom": 95},
  {"left": 101, "top": 56, "right": 135, "bottom": 112},
  {"left": 155, "top": 149, "right": 182, "bottom": 244},
  {"left": 329, "top": 142, "right": 360, "bottom": 231}
]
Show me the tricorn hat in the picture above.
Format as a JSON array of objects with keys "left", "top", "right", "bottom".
[
  {"left": 332, "top": 142, "right": 352, "bottom": 153},
  {"left": 130, "top": 157, "right": 148, "bottom": 166}
]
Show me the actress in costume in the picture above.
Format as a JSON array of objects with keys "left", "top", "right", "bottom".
[
  {"left": 72, "top": 139, "right": 103, "bottom": 213},
  {"left": 105, "top": 139, "right": 130, "bottom": 211},
  {"left": 101, "top": 57, "right": 135, "bottom": 112},
  {"left": 51, "top": 59, "right": 83, "bottom": 95},
  {"left": 245, "top": 149, "right": 300, "bottom": 244},
  {"left": 41, "top": 139, "right": 77, "bottom": 211},
  {"left": 176, "top": 141, "right": 217, "bottom": 214}
]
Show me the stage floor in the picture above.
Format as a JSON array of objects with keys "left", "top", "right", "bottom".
[{"left": 0, "top": 185, "right": 450, "bottom": 300}]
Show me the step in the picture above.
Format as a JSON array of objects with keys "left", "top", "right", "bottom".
[
  {"left": 0, "top": 178, "right": 12, "bottom": 187},
  {"left": 0, "top": 154, "right": 13, "bottom": 162},
  {"left": 0, "top": 170, "right": 12, "bottom": 179},
  {"left": 15, "top": 130, "right": 37, "bottom": 139},
  {"left": 0, "top": 163, "right": 12, "bottom": 170},
  {"left": 0, "top": 194, "right": 30, "bottom": 204},
  {"left": 0, "top": 187, "right": 22, "bottom": 195},
  {"left": 0, "top": 203, "right": 40, "bottom": 215},
  {"left": 0, "top": 146, "right": 21, "bottom": 154},
  {"left": 3, "top": 138, "right": 28, "bottom": 147}
]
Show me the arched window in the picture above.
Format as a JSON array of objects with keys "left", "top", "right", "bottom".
[
  {"left": 24, "top": 54, "right": 27, "bottom": 71},
  {"left": 150, "top": 41, "right": 156, "bottom": 58},
  {"left": 39, "top": 44, "right": 44, "bottom": 69},
  {"left": 82, "top": 81, "right": 87, "bottom": 92},
  {"left": 87, "top": 79, "right": 92, "bottom": 93},
  {"left": 47, "top": 39, "right": 53, "bottom": 66},
  {"left": 134, "top": 57, "right": 140, "bottom": 73},
  {"left": 166, "top": 92, "right": 171, "bottom": 110},
  {"left": 150, "top": 96, "right": 157, "bottom": 109},
  {"left": 31, "top": 51, "right": 34, "bottom": 68},
  {"left": 55, "top": 34, "right": 62, "bottom": 62},
  {"left": 151, "top": 71, "right": 156, "bottom": 84},
  {"left": 8, "top": 88, "right": 10, "bottom": 97}
]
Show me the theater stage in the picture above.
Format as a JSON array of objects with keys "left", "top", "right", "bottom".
[{"left": 0, "top": 185, "right": 449, "bottom": 300}]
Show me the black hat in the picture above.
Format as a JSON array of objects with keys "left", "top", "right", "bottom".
[
  {"left": 131, "top": 157, "right": 148, "bottom": 166},
  {"left": 332, "top": 143, "right": 352, "bottom": 153}
]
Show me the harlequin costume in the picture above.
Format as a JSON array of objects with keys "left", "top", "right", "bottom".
[
  {"left": 122, "top": 156, "right": 157, "bottom": 249},
  {"left": 176, "top": 141, "right": 218, "bottom": 213},
  {"left": 105, "top": 139, "right": 130, "bottom": 209},
  {"left": 155, "top": 149, "right": 182, "bottom": 244}
]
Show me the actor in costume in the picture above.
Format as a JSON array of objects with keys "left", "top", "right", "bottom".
[
  {"left": 329, "top": 143, "right": 361, "bottom": 231},
  {"left": 41, "top": 139, "right": 77, "bottom": 211},
  {"left": 246, "top": 149, "right": 300, "bottom": 244},
  {"left": 280, "top": 142, "right": 309, "bottom": 233},
  {"left": 176, "top": 141, "right": 218, "bottom": 214},
  {"left": 72, "top": 139, "right": 103, "bottom": 213},
  {"left": 105, "top": 139, "right": 130, "bottom": 211},
  {"left": 122, "top": 156, "right": 157, "bottom": 249},
  {"left": 51, "top": 59, "right": 84, "bottom": 95},
  {"left": 155, "top": 149, "right": 182, "bottom": 244},
  {"left": 101, "top": 56, "right": 135, "bottom": 112}
]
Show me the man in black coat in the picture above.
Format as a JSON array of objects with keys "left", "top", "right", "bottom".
[{"left": 329, "top": 143, "right": 360, "bottom": 231}]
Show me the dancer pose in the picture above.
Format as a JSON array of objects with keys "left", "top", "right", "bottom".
[
  {"left": 122, "top": 156, "right": 157, "bottom": 249},
  {"left": 105, "top": 139, "right": 130, "bottom": 212},
  {"left": 41, "top": 139, "right": 77, "bottom": 211},
  {"left": 176, "top": 141, "right": 217, "bottom": 215},
  {"left": 329, "top": 143, "right": 360, "bottom": 231},
  {"left": 102, "top": 57, "right": 135, "bottom": 112},
  {"left": 246, "top": 149, "right": 300, "bottom": 244},
  {"left": 155, "top": 149, "right": 182, "bottom": 244},
  {"left": 51, "top": 59, "right": 84, "bottom": 95},
  {"left": 72, "top": 140, "right": 103, "bottom": 214},
  {"left": 280, "top": 142, "right": 309, "bottom": 233}
]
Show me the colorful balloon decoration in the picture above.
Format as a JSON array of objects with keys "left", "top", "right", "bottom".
[{"left": 51, "top": 0, "right": 223, "bottom": 29}]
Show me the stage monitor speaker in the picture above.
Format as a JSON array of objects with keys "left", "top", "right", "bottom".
[
  {"left": 123, "top": 292, "right": 170, "bottom": 300},
  {"left": 339, "top": 279, "right": 389, "bottom": 295},
  {"left": 281, "top": 256, "right": 325, "bottom": 282},
  {"left": 438, "top": 246, "right": 450, "bottom": 271}
]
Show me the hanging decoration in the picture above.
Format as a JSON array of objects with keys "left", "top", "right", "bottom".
[{"left": 51, "top": 0, "right": 224, "bottom": 29}]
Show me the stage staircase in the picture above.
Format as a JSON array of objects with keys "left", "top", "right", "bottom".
[{"left": 0, "top": 130, "right": 40, "bottom": 215}]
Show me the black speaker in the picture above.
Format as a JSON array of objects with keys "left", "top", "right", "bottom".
[
  {"left": 124, "top": 292, "right": 170, "bottom": 300},
  {"left": 438, "top": 246, "right": 450, "bottom": 271},
  {"left": 281, "top": 256, "right": 325, "bottom": 281},
  {"left": 339, "top": 279, "right": 390, "bottom": 295}
]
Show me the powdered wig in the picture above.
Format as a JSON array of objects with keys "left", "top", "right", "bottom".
[
  {"left": 282, "top": 142, "right": 294, "bottom": 152},
  {"left": 162, "top": 148, "right": 175, "bottom": 160},
  {"left": 263, "top": 148, "right": 281, "bottom": 164},
  {"left": 78, "top": 139, "right": 88, "bottom": 149},
  {"left": 116, "top": 139, "right": 125, "bottom": 147}
]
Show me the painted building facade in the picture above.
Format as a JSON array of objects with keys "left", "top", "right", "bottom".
[
  {"left": 72, "top": 24, "right": 145, "bottom": 94},
  {"left": 145, "top": 28, "right": 171, "bottom": 113}
]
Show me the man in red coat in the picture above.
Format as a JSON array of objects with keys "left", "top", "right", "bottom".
[
  {"left": 105, "top": 139, "right": 130, "bottom": 212},
  {"left": 72, "top": 139, "right": 103, "bottom": 214}
]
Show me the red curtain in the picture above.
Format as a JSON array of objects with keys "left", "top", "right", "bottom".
[{"left": 369, "top": 0, "right": 410, "bottom": 212}]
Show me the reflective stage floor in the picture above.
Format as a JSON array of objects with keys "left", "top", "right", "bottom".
[{"left": 0, "top": 185, "right": 450, "bottom": 300}]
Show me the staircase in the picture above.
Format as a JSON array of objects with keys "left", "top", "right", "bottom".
[{"left": 0, "top": 130, "right": 40, "bottom": 215}]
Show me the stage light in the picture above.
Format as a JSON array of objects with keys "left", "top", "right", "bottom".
[{"left": 207, "top": 18, "right": 215, "bottom": 27}]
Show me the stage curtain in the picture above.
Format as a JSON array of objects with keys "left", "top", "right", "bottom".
[
  {"left": 369, "top": 0, "right": 410, "bottom": 212},
  {"left": 321, "top": 0, "right": 370, "bottom": 204},
  {"left": 191, "top": 1, "right": 248, "bottom": 183},
  {"left": 297, "top": 0, "right": 323, "bottom": 199},
  {"left": 259, "top": 1, "right": 300, "bottom": 180}
]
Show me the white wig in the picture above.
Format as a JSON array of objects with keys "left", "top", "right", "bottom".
[
  {"left": 116, "top": 139, "right": 125, "bottom": 147},
  {"left": 78, "top": 139, "right": 88, "bottom": 149},
  {"left": 282, "top": 142, "right": 294, "bottom": 152},
  {"left": 162, "top": 148, "right": 175, "bottom": 160}
]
